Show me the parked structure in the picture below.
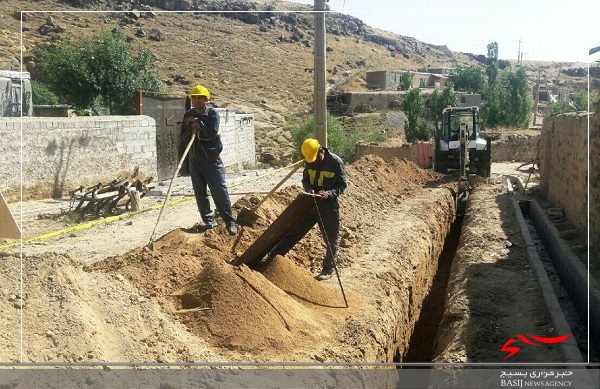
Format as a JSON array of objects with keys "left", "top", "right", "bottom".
[
  {"left": 366, "top": 70, "right": 449, "bottom": 91},
  {"left": 0, "top": 70, "right": 33, "bottom": 117},
  {"left": 420, "top": 66, "right": 456, "bottom": 76}
]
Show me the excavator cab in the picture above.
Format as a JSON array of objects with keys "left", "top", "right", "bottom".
[{"left": 434, "top": 106, "right": 491, "bottom": 177}]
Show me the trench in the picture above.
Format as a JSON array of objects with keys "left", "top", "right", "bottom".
[
  {"left": 400, "top": 213, "right": 464, "bottom": 363},
  {"left": 391, "top": 185, "right": 598, "bottom": 364},
  {"left": 519, "top": 200, "right": 600, "bottom": 360}
]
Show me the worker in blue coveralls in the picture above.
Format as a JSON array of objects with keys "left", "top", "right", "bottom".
[
  {"left": 258, "top": 138, "right": 347, "bottom": 280},
  {"left": 181, "top": 84, "right": 237, "bottom": 236}
]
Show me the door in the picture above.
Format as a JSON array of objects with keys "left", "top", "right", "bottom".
[{"left": 138, "top": 92, "right": 186, "bottom": 181}]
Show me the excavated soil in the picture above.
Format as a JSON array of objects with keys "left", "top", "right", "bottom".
[{"left": 0, "top": 157, "right": 573, "bottom": 365}]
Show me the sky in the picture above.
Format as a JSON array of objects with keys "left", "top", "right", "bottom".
[{"left": 292, "top": 0, "right": 599, "bottom": 63}]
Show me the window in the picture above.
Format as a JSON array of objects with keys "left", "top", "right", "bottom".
[{"left": 419, "top": 78, "right": 426, "bottom": 87}]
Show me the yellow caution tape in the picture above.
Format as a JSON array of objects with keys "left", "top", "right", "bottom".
[{"left": 0, "top": 161, "right": 303, "bottom": 250}]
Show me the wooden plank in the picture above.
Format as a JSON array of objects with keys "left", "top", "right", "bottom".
[
  {"left": 232, "top": 193, "right": 314, "bottom": 266},
  {"left": 0, "top": 191, "right": 21, "bottom": 239}
]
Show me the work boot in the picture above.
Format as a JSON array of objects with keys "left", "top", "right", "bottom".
[
  {"left": 226, "top": 223, "right": 238, "bottom": 236},
  {"left": 198, "top": 221, "right": 218, "bottom": 232},
  {"left": 315, "top": 268, "right": 334, "bottom": 281}
]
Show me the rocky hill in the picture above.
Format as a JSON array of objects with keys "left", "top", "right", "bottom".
[{"left": 0, "top": 0, "right": 591, "bottom": 161}]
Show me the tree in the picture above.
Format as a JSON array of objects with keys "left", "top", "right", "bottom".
[
  {"left": 402, "top": 88, "right": 429, "bottom": 142},
  {"left": 35, "top": 31, "right": 163, "bottom": 114},
  {"left": 450, "top": 67, "right": 486, "bottom": 93},
  {"left": 486, "top": 41, "right": 499, "bottom": 86},
  {"left": 481, "top": 85, "right": 503, "bottom": 129},
  {"left": 398, "top": 71, "right": 413, "bottom": 91},
  {"left": 429, "top": 83, "right": 459, "bottom": 138},
  {"left": 290, "top": 114, "right": 384, "bottom": 162},
  {"left": 571, "top": 90, "right": 598, "bottom": 111},
  {"left": 482, "top": 41, "right": 503, "bottom": 129},
  {"left": 499, "top": 67, "right": 532, "bottom": 128}
]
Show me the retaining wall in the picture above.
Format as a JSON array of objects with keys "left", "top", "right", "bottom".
[{"left": 356, "top": 142, "right": 417, "bottom": 162}]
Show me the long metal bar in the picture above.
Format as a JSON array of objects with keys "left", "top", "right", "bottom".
[
  {"left": 146, "top": 130, "right": 196, "bottom": 249},
  {"left": 312, "top": 196, "right": 349, "bottom": 308}
]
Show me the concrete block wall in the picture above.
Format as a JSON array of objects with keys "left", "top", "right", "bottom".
[
  {"left": 217, "top": 109, "right": 255, "bottom": 169},
  {"left": 0, "top": 116, "right": 157, "bottom": 198},
  {"left": 540, "top": 113, "right": 588, "bottom": 231}
]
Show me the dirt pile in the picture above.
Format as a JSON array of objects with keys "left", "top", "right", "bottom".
[
  {"left": 86, "top": 155, "right": 440, "bottom": 357},
  {"left": 10, "top": 252, "right": 223, "bottom": 363},
  {"left": 0, "top": 253, "right": 20, "bottom": 362},
  {"left": 173, "top": 256, "right": 339, "bottom": 355}
]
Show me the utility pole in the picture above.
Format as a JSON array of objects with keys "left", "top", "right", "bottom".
[
  {"left": 544, "top": 74, "right": 550, "bottom": 115},
  {"left": 314, "top": 0, "right": 327, "bottom": 147},
  {"left": 533, "top": 68, "right": 540, "bottom": 126},
  {"left": 517, "top": 39, "right": 524, "bottom": 65}
]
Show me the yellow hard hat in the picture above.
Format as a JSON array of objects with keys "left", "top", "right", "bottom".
[
  {"left": 190, "top": 84, "right": 210, "bottom": 99},
  {"left": 301, "top": 138, "right": 320, "bottom": 163}
]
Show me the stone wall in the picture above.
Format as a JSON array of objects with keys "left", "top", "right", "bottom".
[
  {"left": 348, "top": 92, "right": 405, "bottom": 111},
  {"left": 355, "top": 142, "right": 418, "bottom": 163},
  {"left": 540, "top": 113, "right": 589, "bottom": 231},
  {"left": 491, "top": 134, "right": 540, "bottom": 162}
]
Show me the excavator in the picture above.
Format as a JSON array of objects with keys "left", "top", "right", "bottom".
[{"left": 433, "top": 106, "right": 492, "bottom": 178}]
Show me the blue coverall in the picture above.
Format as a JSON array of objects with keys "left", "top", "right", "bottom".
[{"left": 181, "top": 106, "right": 236, "bottom": 227}]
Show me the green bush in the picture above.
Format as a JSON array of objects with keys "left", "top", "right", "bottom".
[
  {"left": 31, "top": 80, "right": 59, "bottom": 105},
  {"left": 35, "top": 30, "right": 163, "bottom": 114},
  {"left": 289, "top": 114, "right": 384, "bottom": 162},
  {"left": 402, "top": 88, "right": 430, "bottom": 142}
]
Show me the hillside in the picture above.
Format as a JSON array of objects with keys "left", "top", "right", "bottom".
[{"left": 0, "top": 0, "right": 590, "bottom": 161}]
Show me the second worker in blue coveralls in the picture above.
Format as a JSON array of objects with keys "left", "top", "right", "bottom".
[
  {"left": 181, "top": 84, "right": 237, "bottom": 236},
  {"left": 261, "top": 138, "right": 347, "bottom": 281}
]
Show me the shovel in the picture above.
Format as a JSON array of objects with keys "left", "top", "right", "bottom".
[
  {"left": 146, "top": 131, "right": 196, "bottom": 251},
  {"left": 236, "top": 160, "right": 304, "bottom": 227}
]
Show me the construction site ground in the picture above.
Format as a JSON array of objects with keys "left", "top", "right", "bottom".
[{"left": 0, "top": 159, "right": 592, "bottom": 365}]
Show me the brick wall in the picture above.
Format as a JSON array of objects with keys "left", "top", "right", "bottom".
[{"left": 540, "top": 113, "right": 589, "bottom": 231}]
